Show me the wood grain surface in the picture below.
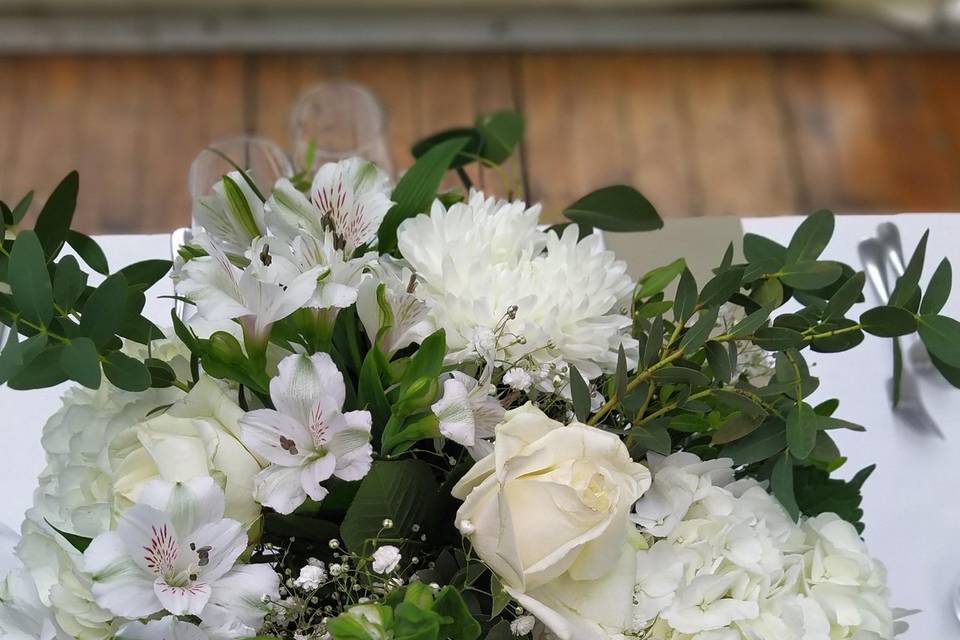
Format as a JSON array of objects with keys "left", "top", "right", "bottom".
[{"left": 1, "top": 51, "right": 959, "bottom": 232}]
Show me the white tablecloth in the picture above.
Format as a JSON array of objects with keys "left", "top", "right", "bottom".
[{"left": 2, "top": 217, "right": 959, "bottom": 638}]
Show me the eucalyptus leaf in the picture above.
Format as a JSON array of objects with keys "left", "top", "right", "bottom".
[
  {"left": 699, "top": 267, "right": 744, "bottom": 308},
  {"left": 710, "top": 412, "right": 763, "bottom": 445},
  {"left": 771, "top": 453, "right": 800, "bottom": 521},
  {"left": 751, "top": 278, "right": 784, "bottom": 308},
  {"left": 7, "top": 344, "right": 67, "bottom": 390},
  {"left": 643, "top": 315, "right": 664, "bottom": 367},
  {"left": 563, "top": 185, "right": 662, "bottom": 232},
  {"left": 743, "top": 233, "right": 787, "bottom": 265},
  {"left": 66, "top": 230, "right": 109, "bottom": 275},
  {"left": 721, "top": 418, "right": 787, "bottom": 465},
  {"left": 9, "top": 230, "right": 54, "bottom": 326},
  {"left": 889, "top": 230, "right": 928, "bottom": 308},
  {"left": 786, "top": 402, "right": 817, "bottom": 459},
  {"left": 860, "top": 305, "right": 918, "bottom": 338},
  {"left": 628, "top": 421, "right": 671, "bottom": 456},
  {"left": 920, "top": 258, "right": 951, "bottom": 316},
  {"left": 704, "top": 340, "right": 732, "bottom": 383},
  {"left": 52, "top": 255, "right": 87, "bottom": 312},
  {"left": 636, "top": 258, "right": 686, "bottom": 299},
  {"left": 34, "top": 171, "right": 79, "bottom": 260},
  {"left": 729, "top": 305, "right": 772, "bottom": 338},
  {"left": 779, "top": 260, "right": 843, "bottom": 290},
  {"left": 651, "top": 366, "right": 710, "bottom": 386},
  {"left": 60, "top": 337, "right": 101, "bottom": 389},
  {"left": 679, "top": 306, "right": 720, "bottom": 355},
  {"left": 118, "top": 259, "right": 173, "bottom": 292},
  {"left": 751, "top": 326, "right": 804, "bottom": 351},
  {"left": 103, "top": 351, "right": 151, "bottom": 391},
  {"left": 918, "top": 314, "right": 960, "bottom": 368},
  {"left": 673, "top": 268, "right": 698, "bottom": 324},
  {"left": 823, "top": 271, "right": 865, "bottom": 320},
  {"left": 79, "top": 273, "right": 128, "bottom": 348},
  {"left": 786, "top": 209, "right": 834, "bottom": 264},
  {"left": 569, "top": 365, "right": 591, "bottom": 422}
]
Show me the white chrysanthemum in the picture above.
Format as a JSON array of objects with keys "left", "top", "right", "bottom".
[
  {"left": 624, "top": 453, "right": 896, "bottom": 640},
  {"left": 396, "top": 190, "right": 636, "bottom": 381}
]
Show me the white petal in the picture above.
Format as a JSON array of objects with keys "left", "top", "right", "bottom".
[
  {"left": 84, "top": 532, "right": 160, "bottom": 618},
  {"left": 138, "top": 477, "right": 226, "bottom": 536},
  {"left": 253, "top": 465, "right": 307, "bottom": 515},
  {"left": 202, "top": 564, "right": 279, "bottom": 633},
  {"left": 117, "top": 616, "right": 210, "bottom": 640},
  {"left": 432, "top": 377, "right": 476, "bottom": 446},
  {"left": 187, "top": 518, "right": 248, "bottom": 583},
  {"left": 239, "top": 409, "right": 312, "bottom": 466},
  {"left": 154, "top": 578, "right": 211, "bottom": 617},
  {"left": 271, "top": 353, "right": 346, "bottom": 427},
  {"left": 301, "top": 455, "right": 336, "bottom": 501}
]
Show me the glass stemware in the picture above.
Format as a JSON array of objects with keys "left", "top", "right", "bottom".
[
  {"left": 187, "top": 135, "right": 293, "bottom": 203},
  {"left": 289, "top": 81, "right": 393, "bottom": 176}
]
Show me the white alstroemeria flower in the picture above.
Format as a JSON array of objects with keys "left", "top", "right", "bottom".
[
  {"left": 266, "top": 158, "right": 393, "bottom": 254},
  {"left": 193, "top": 171, "right": 267, "bottom": 257},
  {"left": 371, "top": 546, "right": 401, "bottom": 575},
  {"left": 83, "top": 477, "right": 278, "bottom": 620},
  {"left": 117, "top": 616, "right": 209, "bottom": 640},
  {"left": 431, "top": 370, "right": 504, "bottom": 458},
  {"left": 287, "top": 232, "right": 374, "bottom": 312},
  {"left": 240, "top": 353, "right": 373, "bottom": 515},
  {"left": 356, "top": 256, "right": 432, "bottom": 356},
  {"left": 179, "top": 237, "right": 321, "bottom": 341}
]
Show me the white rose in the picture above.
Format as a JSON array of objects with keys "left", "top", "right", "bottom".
[
  {"left": 371, "top": 546, "right": 401, "bottom": 575},
  {"left": 452, "top": 404, "right": 651, "bottom": 640},
  {"left": 109, "top": 376, "right": 263, "bottom": 528}
]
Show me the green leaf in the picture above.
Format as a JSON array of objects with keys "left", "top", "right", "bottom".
[
  {"left": 673, "top": 268, "right": 698, "bottom": 324},
  {"left": 636, "top": 258, "right": 686, "bottom": 299},
  {"left": 569, "top": 365, "right": 591, "bottom": 422},
  {"left": 918, "top": 314, "right": 960, "bottom": 368},
  {"left": 628, "top": 421, "right": 671, "bottom": 456},
  {"left": 823, "top": 271, "right": 865, "bottom": 320},
  {"left": 340, "top": 459, "right": 440, "bottom": 552},
  {"left": 751, "top": 326, "right": 805, "bottom": 351},
  {"left": 45, "top": 519, "right": 92, "bottom": 552},
  {"left": 710, "top": 412, "right": 763, "bottom": 445},
  {"left": 489, "top": 574, "right": 511, "bottom": 617},
  {"left": 411, "top": 127, "right": 483, "bottom": 169},
  {"left": 475, "top": 110, "right": 525, "bottom": 165},
  {"left": 889, "top": 230, "right": 929, "bottom": 307},
  {"left": 11, "top": 191, "right": 33, "bottom": 224},
  {"left": 433, "top": 586, "right": 482, "bottom": 640},
  {"left": 484, "top": 621, "right": 514, "bottom": 640},
  {"left": 34, "top": 171, "right": 79, "bottom": 260},
  {"left": 712, "top": 389, "right": 768, "bottom": 418},
  {"left": 52, "top": 255, "right": 88, "bottom": 312},
  {"left": 636, "top": 299, "right": 672, "bottom": 318},
  {"left": 721, "top": 418, "right": 787, "bottom": 465},
  {"left": 102, "top": 351, "right": 151, "bottom": 391},
  {"left": 786, "top": 402, "right": 817, "bottom": 459},
  {"left": 358, "top": 352, "right": 391, "bottom": 439},
  {"left": 79, "top": 273, "right": 128, "bottom": 348},
  {"left": 9, "top": 230, "right": 54, "bottom": 326},
  {"left": 679, "top": 306, "right": 720, "bottom": 355},
  {"left": 651, "top": 366, "right": 710, "bottom": 386},
  {"left": 779, "top": 260, "right": 843, "bottom": 290},
  {"left": 60, "top": 337, "right": 101, "bottom": 389},
  {"left": 643, "top": 315, "right": 664, "bottom": 368},
  {"left": 66, "top": 230, "right": 109, "bottom": 275},
  {"left": 860, "top": 305, "right": 918, "bottom": 337},
  {"left": 380, "top": 137, "right": 470, "bottom": 253},
  {"left": 7, "top": 344, "right": 67, "bottom": 389},
  {"left": 699, "top": 267, "right": 744, "bottom": 307},
  {"left": 920, "top": 258, "right": 951, "bottom": 316},
  {"left": 816, "top": 415, "right": 866, "bottom": 432},
  {"left": 670, "top": 413, "right": 711, "bottom": 433},
  {"left": 563, "top": 185, "right": 662, "bottom": 233},
  {"left": 809, "top": 319, "right": 865, "bottom": 353},
  {"left": 118, "top": 259, "right": 173, "bottom": 292},
  {"left": 771, "top": 453, "right": 800, "bottom": 521},
  {"left": 786, "top": 209, "right": 834, "bottom": 263},
  {"left": 144, "top": 357, "right": 176, "bottom": 388},
  {"left": 729, "top": 305, "right": 772, "bottom": 338},
  {"left": 743, "top": 233, "right": 787, "bottom": 265},
  {"left": 751, "top": 277, "right": 784, "bottom": 308},
  {"left": 0, "top": 330, "right": 47, "bottom": 386},
  {"left": 614, "top": 345, "right": 629, "bottom": 404},
  {"left": 704, "top": 340, "right": 732, "bottom": 383},
  {"left": 794, "top": 465, "right": 874, "bottom": 533}
]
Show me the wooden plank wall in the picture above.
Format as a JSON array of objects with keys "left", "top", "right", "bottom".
[{"left": 1, "top": 52, "right": 960, "bottom": 233}]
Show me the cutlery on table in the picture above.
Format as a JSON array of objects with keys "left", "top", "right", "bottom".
[{"left": 858, "top": 237, "right": 944, "bottom": 439}]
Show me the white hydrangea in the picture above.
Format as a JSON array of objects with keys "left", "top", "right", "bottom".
[
  {"left": 396, "top": 190, "right": 637, "bottom": 382},
  {"left": 627, "top": 452, "right": 895, "bottom": 640}
]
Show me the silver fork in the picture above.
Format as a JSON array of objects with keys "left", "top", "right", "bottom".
[{"left": 858, "top": 237, "right": 945, "bottom": 439}]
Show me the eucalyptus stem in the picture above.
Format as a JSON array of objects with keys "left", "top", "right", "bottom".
[{"left": 587, "top": 349, "right": 684, "bottom": 426}]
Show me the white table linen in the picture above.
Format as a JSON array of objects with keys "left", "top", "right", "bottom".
[{"left": 1, "top": 217, "right": 959, "bottom": 638}]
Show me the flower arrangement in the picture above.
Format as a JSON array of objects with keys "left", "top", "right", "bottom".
[{"left": 1, "top": 111, "right": 958, "bottom": 640}]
